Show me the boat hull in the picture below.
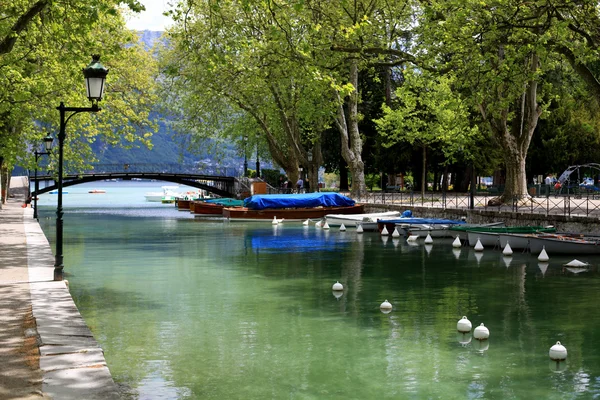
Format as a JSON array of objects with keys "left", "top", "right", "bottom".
[
  {"left": 223, "top": 204, "right": 365, "bottom": 222},
  {"left": 191, "top": 201, "right": 225, "bottom": 217},
  {"left": 467, "top": 231, "right": 500, "bottom": 248},
  {"left": 529, "top": 236, "right": 600, "bottom": 255},
  {"left": 499, "top": 233, "right": 533, "bottom": 250},
  {"left": 324, "top": 211, "right": 401, "bottom": 228}
]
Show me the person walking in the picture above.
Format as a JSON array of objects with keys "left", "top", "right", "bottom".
[{"left": 296, "top": 177, "right": 303, "bottom": 193}]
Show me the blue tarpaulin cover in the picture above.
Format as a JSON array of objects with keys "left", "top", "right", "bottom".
[{"left": 243, "top": 193, "right": 355, "bottom": 210}]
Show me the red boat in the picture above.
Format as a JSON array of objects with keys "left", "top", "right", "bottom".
[{"left": 190, "top": 201, "right": 226, "bottom": 217}]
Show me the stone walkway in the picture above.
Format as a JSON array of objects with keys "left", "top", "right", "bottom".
[{"left": 0, "top": 185, "right": 119, "bottom": 399}]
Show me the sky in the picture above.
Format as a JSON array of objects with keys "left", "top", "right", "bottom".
[{"left": 125, "top": 0, "right": 174, "bottom": 32}]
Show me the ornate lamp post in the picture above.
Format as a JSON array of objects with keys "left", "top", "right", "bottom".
[
  {"left": 54, "top": 55, "right": 109, "bottom": 281},
  {"left": 33, "top": 134, "right": 54, "bottom": 219}
]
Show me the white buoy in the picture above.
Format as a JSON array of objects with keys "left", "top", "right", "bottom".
[
  {"left": 452, "top": 236, "right": 462, "bottom": 248},
  {"left": 538, "top": 246, "right": 549, "bottom": 262},
  {"left": 474, "top": 239, "right": 484, "bottom": 252},
  {"left": 315, "top": 220, "right": 322, "bottom": 228},
  {"left": 356, "top": 224, "right": 364, "bottom": 234},
  {"left": 549, "top": 341, "right": 567, "bottom": 361},
  {"left": 564, "top": 259, "right": 589, "bottom": 267},
  {"left": 380, "top": 299, "right": 392, "bottom": 310},
  {"left": 392, "top": 228, "right": 401, "bottom": 238},
  {"left": 538, "top": 262, "right": 549, "bottom": 276},
  {"left": 339, "top": 223, "right": 346, "bottom": 232},
  {"left": 381, "top": 225, "right": 389, "bottom": 235},
  {"left": 457, "top": 316, "right": 472, "bottom": 333},
  {"left": 502, "top": 242, "right": 513, "bottom": 256},
  {"left": 323, "top": 221, "right": 330, "bottom": 230},
  {"left": 332, "top": 281, "right": 343, "bottom": 291},
  {"left": 424, "top": 233, "right": 433, "bottom": 244},
  {"left": 407, "top": 235, "right": 419, "bottom": 242},
  {"left": 303, "top": 219, "right": 309, "bottom": 226},
  {"left": 272, "top": 216, "right": 278, "bottom": 225},
  {"left": 473, "top": 323, "right": 490, "bottom": 340},
  {"left": 332, "top": 290, "right": 343, "bottom": 300}
]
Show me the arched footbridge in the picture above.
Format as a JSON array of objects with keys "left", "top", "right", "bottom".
[{"left": 31, "top": 165, "right": 241, "bottom": 197}]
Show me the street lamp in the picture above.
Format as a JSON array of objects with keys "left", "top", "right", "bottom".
[
  {"left": 33, "top": 134, "right": 54, "bottom": 219},
  {"left": 54, "top": 55, "right": 109, "bottom": 281},
  {"left": 243, "top": 136, "right": 248, "bottom": 178}
]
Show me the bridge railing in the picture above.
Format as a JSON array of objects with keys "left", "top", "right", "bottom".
[{"left": 34, "top": 163, "right": 243, "bottom": 177}]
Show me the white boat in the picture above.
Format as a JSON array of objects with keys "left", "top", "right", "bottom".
[
  {"left": 144, "top": 186, "right": 181, "bottom": 202},
  {"left": 324, "top": 211, "right": 402, "bottom": 231},
  {"left": 467, "top": 231, "right": 501, "bottom": 248},
  {"left": 499, "top": 233, "right": 533, "bottom": 251},
  {"left": 529, "top": 234, "right": 600, "bottom": 255}
]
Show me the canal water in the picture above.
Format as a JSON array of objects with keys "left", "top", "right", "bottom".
[{"left": 36, "top": 181, "right": 600, "bottom": 399}]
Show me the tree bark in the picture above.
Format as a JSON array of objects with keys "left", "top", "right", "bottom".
[{"left": 334, "top": 58, "right": 367, "bottom": 197}]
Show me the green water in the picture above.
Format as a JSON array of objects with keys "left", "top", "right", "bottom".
[{"left": 37, "top": 183, "right": 600, "bottom": 399}]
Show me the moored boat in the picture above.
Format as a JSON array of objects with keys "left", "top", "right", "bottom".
[
  {"left": 529, "top": 234, "right": 600, "bottom": 255},
  {"left": 324, "top": 211, "right": 402, "bottom": 230},
  {"left": 144, "top": 186, "right": 180, "bottom": 202},
  {"left": 191, "top": 198, "right": 244, "bottom": 217},
  {"left": 378, "top": 218, "right": 465, "bottom": 235},
  {"left": 88, "top": 189, "right": 106, "bottom": 194},
  {"left": 466, "top": 226, "right": 556, "bottom": 248},
  {"left": 223, "top": 193, "right": 364, "bottom": 222}
]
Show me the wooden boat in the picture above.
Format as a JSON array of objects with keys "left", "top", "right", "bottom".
[
  {"left": 224, "top": 193, "right": 364, "bottom": 222},
  {"left": 466, "top": 226, "right": 556, "bottom": 248},
  {"left": 378, "top": 218, "right": 465, "bottom": 235},
  {"left": 324, "top": 211, "right": 402, "bottom": 230},
  {"left": 223, "top": 204, "right": 365, "bottom": 221},
  {"left": 88, "top": 189, "right": 106, "bottom": 194},
  {"left": 406, "top": 221, "right": 505, "bottom": 239},
  {"left": 529, "top": 234, "right": 600, "bottom": 255},
  {"left": 176, "top": 199, "right": 192, "bottom": 210},
  {"left": 499, "top": 233, "right": 533, "bottom": 250},
  {"left": 191, "top": 198, "right": 244, "bottom": 217}
]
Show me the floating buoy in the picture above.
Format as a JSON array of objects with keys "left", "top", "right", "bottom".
[
  {"left": 549, "top": 341, "right": 567, "bottom": 361},
  {"left": 272, "top": 216, "right": 278, "bottom": 225},
  {"left": 538, "top": 262, "right": 549, "bottom": 276},
  {"left": 538, "top": 246, "right": 549, "bottom": 262},
  {"left": 474, "top": 239, "right": 484, "bottom": 251},
  {"left": 322, "top": 221, "right": 330, "bottom": 230},
  {"left": 452, "top": 236, "right": 462, "bottom": 248},
  {"left": 356, "top": 224, "right": 364, "bottom": 233},
  {"left": 332, "top": 281, "right": 343, "bottom": 291},
  {"left": 392, "top": 228, "right": 400, "bottom": 238},
  {"left": 564, "top": 259, "right": 589, "bottom": 267},
  {"left": 457, "top": 316, "right": 472, "bottom": 333},
  {"left": 473, "top": 323, "right": 489, "bottom": 340},
  {"left": 303, "top": 219, "right": 310, "bottom": 226},
  {"left": 407, "top": 235, "right": 419, "bottom": 242},
  {"left": 315, "top": 220, "right": 322, "bottom": 228},
  {"left": 424, "top": 233, "right": 433, "bottom": 244},
  {"left": 380, "top": 299, "right": 392, "bottom": 310},
  {"left": 339, "top": 223, "right": 346, "bottom": 231},
  {"left": 502, "top": 242, "right": 513, "bottom": 256},
  {"left": 381, "top": 226, "right": 389, "bottom": 235}
]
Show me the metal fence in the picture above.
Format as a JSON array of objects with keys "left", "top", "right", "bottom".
[{"left": 342, "top": 190, "right": 600, "bottom": 218}]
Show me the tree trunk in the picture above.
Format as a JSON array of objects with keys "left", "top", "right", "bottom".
[
  {"left": 483, "top": 53, "right": 542, "bottom": 205},
  {"left": 335, "top": 58, "right": 367, "bottom": 197}
]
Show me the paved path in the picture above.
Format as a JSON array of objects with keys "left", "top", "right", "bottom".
[{"left": 0, "top": 187, "right": 119, "bottom": 399}]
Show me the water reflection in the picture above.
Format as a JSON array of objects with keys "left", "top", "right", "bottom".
[{"left": 35, "top": 186, "right": 600, "bottom": 399}]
